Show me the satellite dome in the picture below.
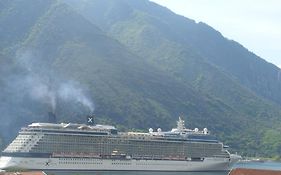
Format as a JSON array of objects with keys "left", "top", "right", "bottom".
[{"left": 203, "top": 128, "right": 208, "bottom": 134}]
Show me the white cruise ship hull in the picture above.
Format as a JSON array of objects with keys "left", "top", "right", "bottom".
[{"left": 0, "top": 156, "right": 238, "bottom": 172}]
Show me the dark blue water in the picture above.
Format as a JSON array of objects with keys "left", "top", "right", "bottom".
[
  {"left": 234, "top": 161, "right": 281, "bottom": 171},
  {"left": 46, "top": 161, "right": 281, "bottom": 175}
]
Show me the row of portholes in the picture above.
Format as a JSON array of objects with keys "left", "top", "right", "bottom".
[
  {"left": 58, "top": 158, "right": 102, "bottom": 161},
  {"left": 111, "top": 162, "right": 131, "bottom": 165},
  {"left": 58, "top": 161, "right": 102, "bottom": 164}
]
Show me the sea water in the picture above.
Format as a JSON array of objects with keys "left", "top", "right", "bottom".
[
  {"left": 233, "top": 161, "right": 281, "bottom": 171},
  {"left": 46, "top": 162, "right": 281, "bottom": 175}
]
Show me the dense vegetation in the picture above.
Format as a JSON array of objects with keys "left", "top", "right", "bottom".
[{"left": 0, "top": 0, "right": 281, "bottom": 157}]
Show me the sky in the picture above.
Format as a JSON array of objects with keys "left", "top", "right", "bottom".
[{"left": 150, "top": 0, "right": 281, "bottom": 68}]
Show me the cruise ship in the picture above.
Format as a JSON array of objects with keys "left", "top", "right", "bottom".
[{"left": 0, "top": 117, "right": 241, "bottom": 172}]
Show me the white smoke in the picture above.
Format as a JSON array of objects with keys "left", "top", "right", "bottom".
[
  {"left": 16, "top": 49, "right": 95, "bottom": 114},
  {"left": 58, "top": 82, "right": 94, "bottom": 113},
  {"left": 26, "top": 76, "right": 57, "bottom": 112},
  {"left": 25, "top": 76, "right": 94, "bottom": 113}
]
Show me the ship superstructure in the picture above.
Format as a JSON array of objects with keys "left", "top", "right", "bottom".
[{"left": 0, "top": 117, "right": 241, "bottom": 171}]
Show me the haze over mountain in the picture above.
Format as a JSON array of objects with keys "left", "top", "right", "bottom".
[{"left": 0, "top": 0, "right": 280, "bottom": 157}]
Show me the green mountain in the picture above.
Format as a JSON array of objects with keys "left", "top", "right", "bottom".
[{"left": 0, "top": 0, "right": 280, "bottom": 157}]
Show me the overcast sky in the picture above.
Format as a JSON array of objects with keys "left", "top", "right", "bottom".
[{"left": 150, "top": 0, "right": 281, "bottom": 68}]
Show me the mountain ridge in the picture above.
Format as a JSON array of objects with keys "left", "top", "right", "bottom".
[{"left": 0, "top": 0, "right": 280, "bottom": 157}]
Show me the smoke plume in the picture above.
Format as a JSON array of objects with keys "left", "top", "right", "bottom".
[
  {"left": 16, "top": 49, "right": 95, "bottom": 116},
  {"left": 26, "top": 76, "right": 57, "bottom": 112},
  {"left": 58, "top": 82, "right": 94, "bottom": 113}
]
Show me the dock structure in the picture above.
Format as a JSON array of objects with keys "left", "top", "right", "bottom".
[{"left": 229, "top": 168, "right": 281, "bottom": 175}]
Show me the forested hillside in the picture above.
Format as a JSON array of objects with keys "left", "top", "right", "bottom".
[{"left": 0, "top": 0, "right": 280, "bottom": 157}]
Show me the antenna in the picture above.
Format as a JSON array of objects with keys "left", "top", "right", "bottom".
[{"left": 177, "top": 114, "right": 185, "bottom": 132}]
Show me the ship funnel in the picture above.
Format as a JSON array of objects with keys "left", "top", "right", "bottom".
[{"left": 48, "top": 112, "right": 57, "bottom": 123}]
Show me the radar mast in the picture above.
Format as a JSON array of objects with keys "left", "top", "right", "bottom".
[{"left": 177, "top": 116, "right": 185, "bottom": 132}]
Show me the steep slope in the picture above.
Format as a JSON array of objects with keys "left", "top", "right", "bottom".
[
  {"left": 0, "top": 0, "right": 280, "bottom": 156},
  {"left": 0, "top": 0, "right": 248, "bottom": 150},
  {"left": 64, "top": 0, "right": 281, "bottom": 156},
  {"left": 0, "top": 0, "right": 53, "bottom": 53},
  {"left": 179, "top": 22, "right": 281, "bottom": 106},
  {"left": 70, "top": 0, "right": 280, "bottom": 105},
  {"left": 64, "top": 0, "right": 281, "bottom": 118}
]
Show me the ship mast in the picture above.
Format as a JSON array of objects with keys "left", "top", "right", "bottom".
[{"left": 177, "top": 116, "right": 185, "bottom": 132}]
